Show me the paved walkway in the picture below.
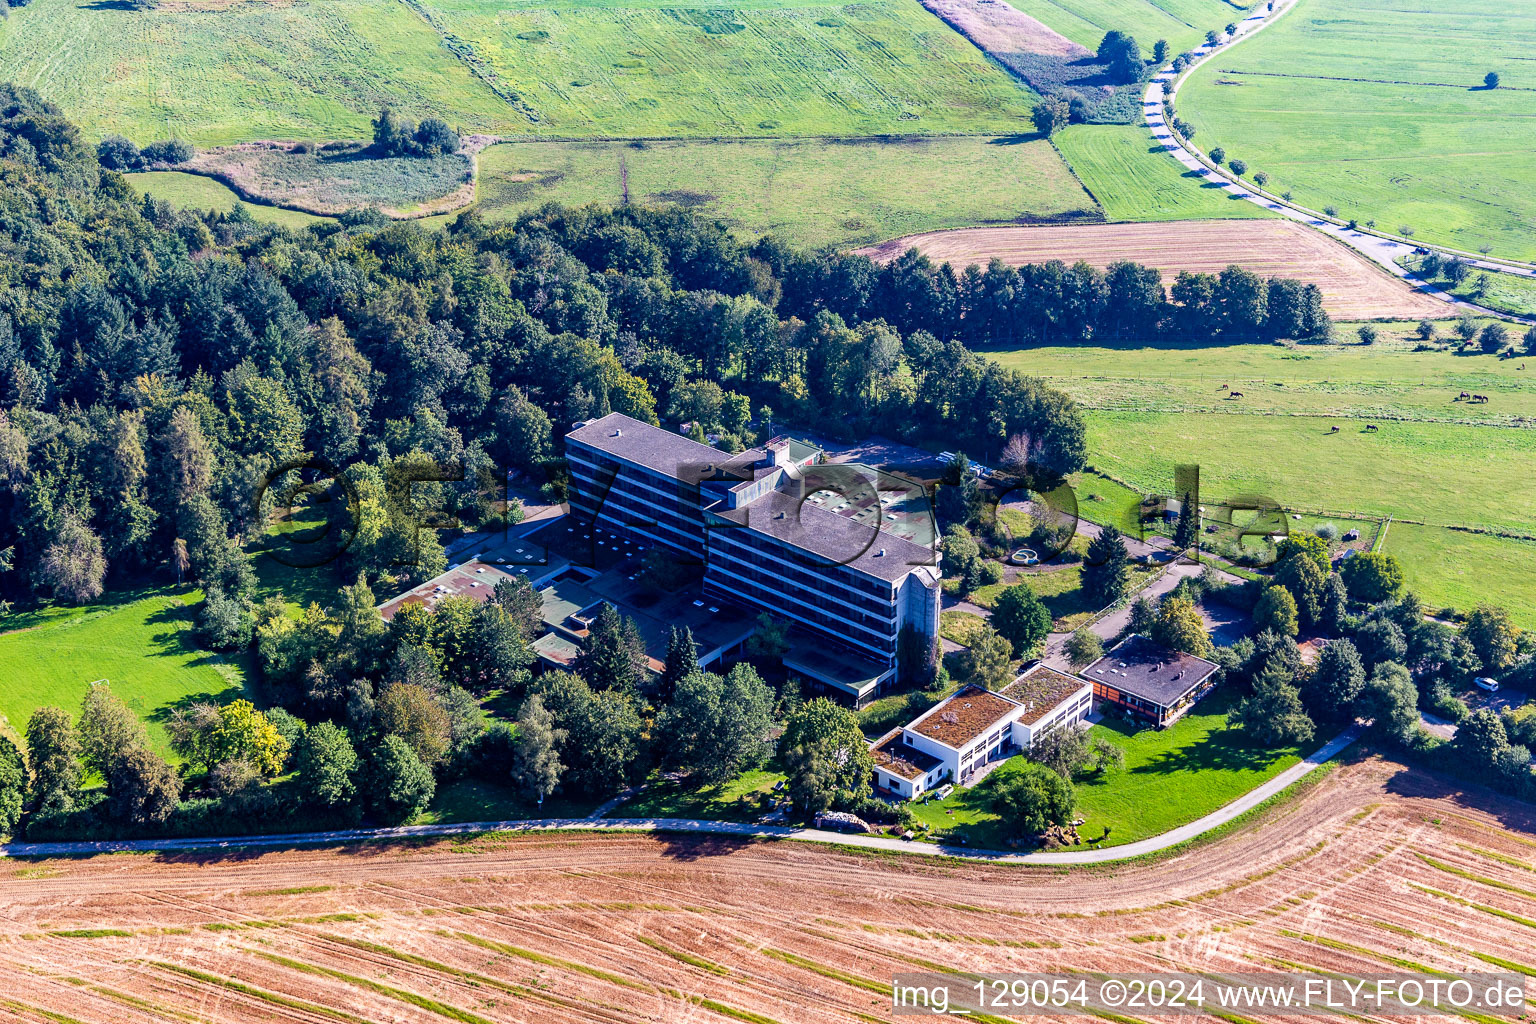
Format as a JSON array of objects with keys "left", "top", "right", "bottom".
[
  {"left": 0, "top": 727, "right": 1359, "bottom": 864},
  {"left": 1146, "top": 0, "right": 1536, "bottom": 325}
]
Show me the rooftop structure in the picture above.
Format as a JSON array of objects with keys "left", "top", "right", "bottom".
[
  {"left": 869, "top": 729, "right": 944, "bottom": 782},
  {"left": 1000, "top": 665, "right": 1094, "bottom": 727}
]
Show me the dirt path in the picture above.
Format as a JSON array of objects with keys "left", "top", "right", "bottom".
[{"left": 2, "top": 757, "right": 1534, "bottom": 1023}]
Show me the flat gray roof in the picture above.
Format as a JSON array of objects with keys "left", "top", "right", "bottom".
[
  {"left": 567, "top": 412, "right": 727, "bottom": 481},
  {"left": 1082, "top": 634, "right": 1220, "bottom": 708},
  {"left": 711, "top": 487, "right": 937, "bottom": 583}
]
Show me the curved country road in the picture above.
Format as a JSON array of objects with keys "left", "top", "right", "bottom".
[
  {"left": 0, "top": 726, "right": 1358, "bottom": 865},
  {"left": 1146, "top": 0, "right": 1536, "bottom": 325}
]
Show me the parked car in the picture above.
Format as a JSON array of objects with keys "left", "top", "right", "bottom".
[{"left": 1475, "top": 676, "right": 1501, "bottom": 693}]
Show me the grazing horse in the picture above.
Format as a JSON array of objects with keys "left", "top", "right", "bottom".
[
  {"left": 1228, "top": 390, "right": 1244, "bottom": 398},
  {"left": 1365, "top": 424, "right": 1379, "bottom": 432},
  {"left": 1217, "top": 384, "right": 1228, "bottom": 390},
  {"left": 1329, "top": 425, "right": 1340, "bottom": 433},
  {"left": 1459, "top": 391, "right": 1471, "bottom": 399}
]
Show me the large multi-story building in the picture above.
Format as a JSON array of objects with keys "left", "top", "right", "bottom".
[{"left": 565, "top": 413, "right": 941, "bottom": 701}]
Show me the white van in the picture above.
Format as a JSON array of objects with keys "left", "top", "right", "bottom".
[{"left": 1475, "top": 676, "right": 1501, "bottom": 693}]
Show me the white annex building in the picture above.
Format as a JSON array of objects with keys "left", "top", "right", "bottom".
[{"left": 869, "top": 665, "right": 1093, "bottom": 799}]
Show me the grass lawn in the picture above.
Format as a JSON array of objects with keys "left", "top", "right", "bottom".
[
  {"left": 0, "top": 589, "right": 251, "bottom": 756},
  {"left": 1072, "top": 689, "right": 1308, "bottom": 846},
  {"left": 417, "top": 0, "right": 1038, "bottom": 139},
  {"left": 607, "top": 765, "right": 787, "bottom": 821},
  {"left": 1053, "top": 124, "right": 1276, "bottom": 223},
  {"left": 910, "top": 688, "right": 1310, "bottom": 849},
  {"left": 1070, "top": 470, "right": 1145, "bottom": 530},
  {"left": 131, "top": 172, "right": 331, "bottom": 230},
  {"left": 859, "top": 678, "right": 961, "bottom": 739},
  {"left": 457, "top": 136, "right": 1096, "bottom": 248},
  {"left": 414, "top": 776, "right": 601, "bottom": 825},
  {"left": 1179, "top": 0, "right": 1536, "bottom": 259},
  {"left": 248, "top": 506, "right": 349, "bottom": 614}
]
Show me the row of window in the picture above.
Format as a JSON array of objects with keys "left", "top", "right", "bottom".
[
  {"left": 707, "top": 532, "right": 898, "bottom": 621},
  {"left": 703, "top": 569, "right": 897, "bottom": 659}
]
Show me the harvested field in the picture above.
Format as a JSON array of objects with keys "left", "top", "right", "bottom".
[
  {"left": 5, "top": 756, "right": 1536, "bottom": 1022},
  {"left": 918, "top": 0, "right": 1088, "bottom": 57},
  {"left": 858, "top": 220, "right": 1453, "bottom": 320}
]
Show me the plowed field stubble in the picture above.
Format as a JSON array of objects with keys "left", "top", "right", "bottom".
[{"left": 4, "top": 757, "right": 1536, "bottom": 1022}]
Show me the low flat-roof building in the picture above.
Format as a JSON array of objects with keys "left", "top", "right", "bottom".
[
  {"left": 530, "top": 571, "right": 756, "bottom": 675},
  {"left": 999, "top": 665, "right": 1094, "bottom": 749},
  {"left": 870, "top": 668, "right": 1093, "bottom": 799},
  {"left": 1081, "top": 634, "right": 1220, "bottom": 727},
  {"left": 378, "top": 537, "right": 568, "bottom": 621}
]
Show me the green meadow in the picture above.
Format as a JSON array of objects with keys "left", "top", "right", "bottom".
[
  {"left": 1180, "top": 0, "right": 1536, "bottom": 259},
  {"left": 990, "top": 340, "right": 1536, "bottom": 621},
  {"left": 417, "top": 0, "right": 1038, "bottom": 138},
  {"left": 0, "top": 590, "right": 251, "bottom": 756},
  {"left": 1011, "top": 0, "right": 1259, "bottom": 53},
  {"left": 131, "top": 172, "right": 331, "bottom": 229},
  {"left": 1053, "top": 124, "right": 1275, "bottom": 223},
  {"left": 1382, "top": 524, "right": 1536, "bottom": 629},
  {"left": 0, "top": 0, "right": 514, "bottom": 145},
  {"left": 460, "top": 136, "right": 1096, "bottom": 247}
]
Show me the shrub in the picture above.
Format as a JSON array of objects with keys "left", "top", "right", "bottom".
[
  {"left": 139, "top": 138, "right": 193, "bottom": 165},
  {"left": 414, "top": 118, "right": 460, "bottom": 155},
  {"left": 96, "top": 134, "right": 141, "bottom": 170}
]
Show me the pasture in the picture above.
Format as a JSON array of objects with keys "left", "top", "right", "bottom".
[
  {"left": 1179, "top": 0, "right": 1536, "bottom": 259},
  {"left": 0, "top": 0, "right": 513, "bottom": 145},
  {"left": 1382, "top": 524, "right": 1536, "bottom": 630},
  {"left": 0, "top": 590, "right": 250, "bottom": 756},
  {"left": 459, "top": 136, "right": 1097, "bottom": 247},
  {"left": 1399, "top": 257, "right": 1536, "bottom": 320},
  {"left": 416, "top": 0, "right": 1038, "bottom": 138},
  {"left": 1053, "top": 124, "right": 1276, "bottom": 222},
  {"left": 989, "top": 340, "right": 1536, "bottom": 621},
  {"left": 858, "top": 219, "right": 1448, "bottom": 320}
]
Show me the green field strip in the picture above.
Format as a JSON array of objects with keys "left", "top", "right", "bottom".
[
  {"left": 143, "top": 961, "right": 369, "bottom": 1024},
  {"left": 249, "top": 949, "right": 494, "bottom": 1024}
]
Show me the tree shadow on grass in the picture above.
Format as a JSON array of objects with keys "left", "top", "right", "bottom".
[{"left": 1128, "top": 735, "right": 1295, "bottom": 776}]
